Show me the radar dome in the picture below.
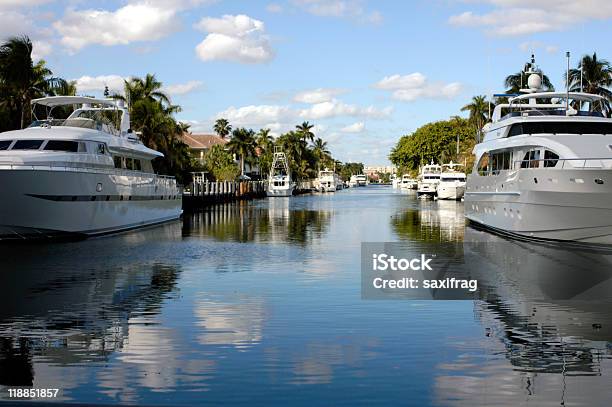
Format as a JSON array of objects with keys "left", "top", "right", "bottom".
[{"left": 527, "top": 73, "right": 542, "bottom": 90}]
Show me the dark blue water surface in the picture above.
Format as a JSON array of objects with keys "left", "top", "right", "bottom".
[{"left": 1, "top": 186, "right": 611, "bottom": 406}]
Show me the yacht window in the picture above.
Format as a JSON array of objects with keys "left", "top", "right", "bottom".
[
  {"left": 134, "top": 159, "right": 142, "bottom": 171},
  {"left": 544, "top": 150, "right": 559, "bottom": 168},
  {"left": 508, "top": 122, "right": 612, "bottom": 136},
  {"left": 521, "top": 150, "right": 541, "bottom": 168},
  {"left": 44, "top": 140, "right": 79, "bottom": 152},
  {"left": 0, "top": 140, "right": 12, "bottom": 150},
  {"left": 126, "top": 158, "right": 134, "bottom": 170},
  {"left": 113, "top": 156, "right": 123, "bottom": 169},
  {"left": 12, "top": 140, "right": 44, "bottom": 150},
  {"left": 97, "top": 143, "right": 106, "bottom": 154},
  {"left": 477, "top": 153, "right": 490, "bottom": 176}
]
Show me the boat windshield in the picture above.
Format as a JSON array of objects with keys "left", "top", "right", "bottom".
[{"left": 30, "top": 107, "right": 122, "bottom": 136}]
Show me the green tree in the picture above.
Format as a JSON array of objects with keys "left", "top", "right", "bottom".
[
  {"left": 296, "top": 121, "right": 315, "bottom": 143},
  {"left": 227, "top": 127, "right": 256, "bottom": 177},
  {"left": 389, "top": 117, "right": 474, "bottom": 173},
  {"left": 214, "top": 118, "right": 232, "bottom": 139},
  {"left": 256, "top": 128, "right": 274, "bottom": 178},
  {"left": 567, "top": 52, "right": 612, "bottom": 100},
  {"left": 460, "top": 95, "right": 490, "bottom": 142},
  {"left": 203, "top": 144, "right": 240, "bottom": 180},
  {"left": 0, "top": 36, "right": 67, "bottom": 129}
]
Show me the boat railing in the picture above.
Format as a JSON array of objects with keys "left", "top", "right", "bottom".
[
  {"left": 512, "top": 158, "right": 612, "bottom": 170},
  {"left": 0, "top": 163, "right": 177, "bottom": 181}
]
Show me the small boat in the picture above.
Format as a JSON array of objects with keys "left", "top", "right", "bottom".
[
  {"left": 266, "top": 147, "right": 294, "bottom": 197},
  {"left": 437, "top": 162, "right": 466, "bottom": 200},
  {"left": 316, "top": 168, "right": 341, "bottom": 192},
  {"left": 348, "top": 175, "right": 359, "bottom": 187},
  {"left": 355, "top": 174, "right": 368, "bottom": 186},
  {"left": 417, "top": 162, "right": 441, "bottom": 198},
  {"left": 399, "top": 174, "right": 418, "bottom": 190},
  {"left": 391, "top": 174, "right": 401, "bottom": 188}
]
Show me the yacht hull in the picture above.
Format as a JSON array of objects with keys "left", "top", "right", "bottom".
[
  {"left": 465, "top": 168, "right": 612, "bottom": 244},
  {"left": 0, "top": 169, "right": 182, "bottom": 239},
  {"left": 437, "top": 184, "right": 465, "bottom": 200},
  {"left": 266, "top": 186, "right": 294, "bottom": 197}
]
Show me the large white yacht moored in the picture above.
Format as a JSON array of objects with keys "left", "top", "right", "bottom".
[
  {"left": 465, "top": 60, "right": 612, "bottom": 244},
  {"left": 416, "top": 162, "right": 441, "bottom": 198},
  {"left": 0, "top": 96, "right": 182, "bottom": 239},
  {"left": 266, "top": 147, "right": 295, "bottom": 197},
  {"left": 437, "top": 162, "right": 466, "bottom": 200}
]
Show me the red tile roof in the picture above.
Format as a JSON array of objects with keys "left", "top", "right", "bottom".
[{"left": 181, "top": 133, "right": 228, "bottom": 149}]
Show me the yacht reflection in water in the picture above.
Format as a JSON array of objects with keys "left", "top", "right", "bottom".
[
  {"left": 0, "top": 223, "right": 183, "bottom": 391},
  {"left": 435, "top": 227, "right": 612, "bottom": 406},
  {"left": 183, "top": 199, "right": 331, "bottom": 244},
  {"left": 391, "top": 200, "right": 465, "bottom": 242}
]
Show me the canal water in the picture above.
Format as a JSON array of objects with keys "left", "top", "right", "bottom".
[{"left": 1, "top": 186, "right": 611, "bottom": 406}]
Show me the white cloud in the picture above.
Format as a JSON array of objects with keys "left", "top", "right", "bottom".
[
  {"left": 299, "top": 99, "right": 392, "bottom": 119},
  {"left": 54, "top": 3, "right": 179, "bottom": 51},
  {"left": 194, "top": 14, "right": 274, "bottom": 63},
  {"left": 163, "top": 80, "right": 204, "bottom": 95},
  {"left": 293, "top": 88, "right": 346, "bottom": 104},
  {"left": 31, "top": 40, "right": 52, "bottom": 61},
  {"left": 73, "top": 75, "right": 127, "bottom": 94},
  {"left": 449, "top": 0, "right": 612, "bottom": 36},
  {"left": 215, "top": 104, "right": 296, "bottom": 127},
  {"left": 290, "top": 0, "right": 382, "bottom": 23},
  {"left": 519, "top": 41, "right": 559, "bottom": 55},
  {"left": 341, "top": 121, "right": 365, "bottom": 133},
  {"left": 266, "top": 3, "right": 283, "bottom": 13},
  {"left": 0, "top": 10, "right": 34, "bottom": 38},
  {"left": 374, "top": 73, "right": 462, "bottom": 102},
  {"left": 0, "top": 0, "right": 51, "bottom": 8}
]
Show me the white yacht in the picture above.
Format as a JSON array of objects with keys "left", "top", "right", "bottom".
[
  {"left": 437, "top": 162, "right": 466, "bottom": 200},
  {"left": 266, "top": 147, "right": 294, "bottom": 197},
  {"left": 355, "top": 174, "right": 368, "bottom": 186},
  {"left": 416, "top": 162, "right": 441, "bottom": 198},
  {"left": 465, "top": 60, "right": 612, "bottom": 244},
  {"left": 316, "top": 168, "right": 341, "bottom": 192},
  {"left": 0, "top": 96, "right": 182, "bottom": 239},
  {"left": 348, "top": 175, "right": 359, "bottom": 187},
  {"left": 399, "top": 174, "right": 418, "bottom": 190},
  {"left": 391, "top": 174, "right": 401, "bottom": 188}
]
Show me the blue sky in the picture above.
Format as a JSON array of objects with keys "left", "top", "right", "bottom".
[{"left": 2, "top": 0, "right": 611, "bottom": 164}]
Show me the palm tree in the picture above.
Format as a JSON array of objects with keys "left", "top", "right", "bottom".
[
  {"left": 504, "top": 71, "right": 553, "bottom": 94},
  {"left": 296, "top": 121, "right": 315, "bottom": 143},
  {"left": 227, "top": 127, "right": 256, "bottom": 177},
  {"left": 214, "top": 118, "right": 232, "bottom": 139},
  {"left": 125, "top": 73, "right": 171, "bottom": 106},
  {"left": 312, "top": 137, "right": 331, "bottom": 165},
  {"left": 256, "top": 128, "right": 273, "bottom": 149},
  {"left": 567, "top": 53, "right": 612, "bottom": 100},
  {"left": 0, "top": 36, "right": 67, "bottom": 128},
  {"left": 461, "top": 95, "right": 491, "bottom": 142},
  {"left": 177, "top": 121, "right": 191, "bottom": 135}
]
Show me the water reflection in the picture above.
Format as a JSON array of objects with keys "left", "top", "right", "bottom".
[
  {"left": 435, "top": 227, "right": 612, "bottom": 406},
  {"left": 0, "top": 223, "right": 183, "bottom": 395},
  {"left": 391, "top": 200, "right": 465, "bottom": 242},
  {"left": 183, "top": 200, "right": 331, "bottom": 245}
]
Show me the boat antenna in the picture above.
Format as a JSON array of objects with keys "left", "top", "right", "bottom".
[{"left": 566, "top": 51, "right": 570, "bottom": 111}]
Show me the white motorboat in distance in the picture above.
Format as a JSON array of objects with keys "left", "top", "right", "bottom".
[
  {"left": 400, "top": 174, "right": 418, "bottom": 190},
  {"left": 0, "top": 96, "right": 182, "bottom": 239},
  {"left": 437, "top": 162, "right": 466, "bottom": 200},
  {"left": 465, "top": 56, "right": 612, "bottom": 244},
  {"left": 417, "top": 162, "right": 441, "bottom": 198},
  {"left": 267, "top": 147, "right": 295, "bottom": 197},
  {"left": 316, "top": 168, "right": 341, "bottom": 192}
]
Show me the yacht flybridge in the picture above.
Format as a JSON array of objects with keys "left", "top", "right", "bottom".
[
  {"left": 0, "top": 96, "right": 182, "bottom": 239},
  {"left": 465, "top": 56, "right": 612, "bottom": 243},
  {"left": 267, "top": 147, "right": 295, "bottom": 197}
]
